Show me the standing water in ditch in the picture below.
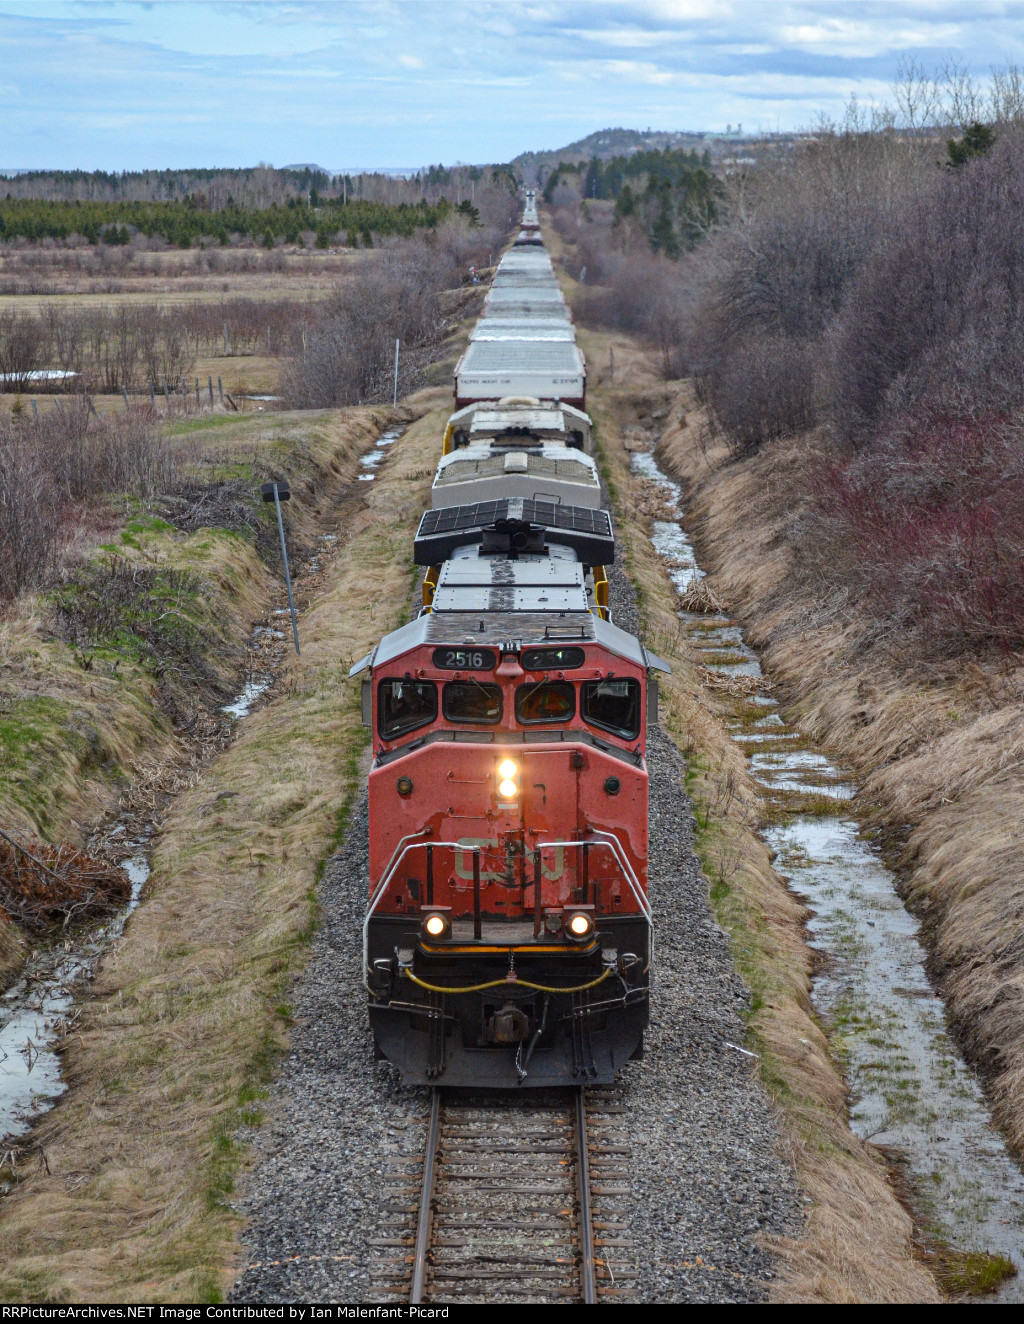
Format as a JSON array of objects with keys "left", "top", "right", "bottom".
[{"left": 629, "top": 440, "right": 1024, "bottom": 1298}]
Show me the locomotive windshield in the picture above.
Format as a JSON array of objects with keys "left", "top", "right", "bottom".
[
  {"left": 378, "top": 678, "right": 437, "bottom": 739},
  {"left": 516, "top": 681, "right": 575, "bottom": 723},
  {"left": 581, "top": 678, "right": 641, "bottom": 740},
  {"left": 443, "top": 681, "right": 502, "bottom": 724}
]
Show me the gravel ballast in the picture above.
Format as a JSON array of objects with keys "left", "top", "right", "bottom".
[{"left": 230, "top": 561, "right": 801, "bottom": 1304}]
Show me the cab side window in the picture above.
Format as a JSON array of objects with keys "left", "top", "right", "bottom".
[
  {"left": 378, "top": 678, "right": 437, "bottom": 740},
  {"left": 581, "top": 678, "right": 640, "bottom": 740}
]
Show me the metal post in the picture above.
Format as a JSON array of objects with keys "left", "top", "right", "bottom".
[
  {"left": 582, "top": 841, "right": 590, "bottom": 906},
  {"left": 30, "top": 399, "right": 38, "bottom": 420},
  {"left": 533, "top": 848, "right": 542, "bottom": 937},
  {"left": 122, "top": 387, "right": 130, "bottom": 411},
  {"left": 472, "top": 850, "right": 482, "bottom": 940},
  {"left": 272, "top": 482, "right": 301, "bottom": 655},
  {"left": 393, "top": 338, "right": 400, "bottom": 406},
  {"left": 426, "top": 844, "right": 434, "bottom": 907}
]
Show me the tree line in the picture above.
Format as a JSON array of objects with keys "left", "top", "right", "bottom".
[
  {"left": 543, "top": 147, "right": 721, "bottom": 256},
  {"left": 0, "top": 195, "right": 482, "bottom": 249}
]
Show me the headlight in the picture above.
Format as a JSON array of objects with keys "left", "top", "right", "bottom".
[
  {"left": 421, "top": 911, "right": 450, "bottom": 940},
  {"left": 566, "top": 911, "right": 594, "bottom": 941},
  {"left": 496, "top": 757, "right": 520, "bottom": 801}
]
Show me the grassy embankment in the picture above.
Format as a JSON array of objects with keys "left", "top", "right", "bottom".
[
  {"left": 0, "top": 406, "right": 396, "bottom": 978},
  {"left": 569, "top": 308, "right": 940, "bottom": 1301},
  {"left": 0, "top": 390, "right": 449, "bottom": 1301},
  {"left": 656, "top": 414, "right": 1024, "bottom": 1173}
]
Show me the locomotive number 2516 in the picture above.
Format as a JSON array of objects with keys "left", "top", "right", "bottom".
[{"left": 431, "top": 647, "right": 496, "bottom": 670}]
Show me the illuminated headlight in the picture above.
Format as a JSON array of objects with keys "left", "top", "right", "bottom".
[
  {"left": 566, "top": 911, "right": 594, "bottom": 942},
  {"left": 496, "top": 757, "right": 520, "bottom": 801},
  {"left": 421, "top": 912, "right": 450, "bottom": 940}
]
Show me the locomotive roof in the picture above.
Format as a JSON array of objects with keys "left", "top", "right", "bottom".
[{"left": 353, "top": 607, "right": 669, "bottom": 674}]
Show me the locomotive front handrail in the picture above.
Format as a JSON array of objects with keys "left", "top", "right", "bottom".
[
  {"left": 364, "top": 838, "right": 476, "bottom": 989},
  {"left": 530, "top": 833, "right": 652, "bottom": 926},
  {"left": 363, "top": 831, "right": 650, "bottom": 988}
]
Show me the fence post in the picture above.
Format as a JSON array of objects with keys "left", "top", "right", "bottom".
[
  {"left": 163, "top": 380, "right": 170, "bottom": 414},
  {"left": 223, "top": 323, "right": 229, "bottom": 355},
  {"left": 123, "top": 387, "right": 130, "bottom": 410},
  {"left": 208, "top": 375, "right": 214, "bottom": 403},
  {"left": 218, "top": 376, "right": 224, "bottom": 403},
  {"left": 30, "top": 399, "right": 38, "bottom": 420},
  {"left": 609, "top": 346, "right": 614, "bottom": 384},
  {"left": 195, "top": 377, "right": 200, "bottom": 406},
  {"left": 149, "top": 382, "right": 156, "bottom": 411},
  {"left": 393, "top": 338, "right": 400, "bottom": 406}
]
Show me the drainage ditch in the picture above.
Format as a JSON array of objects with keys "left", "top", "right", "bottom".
[{"left": 629, "top": 434, "right": 1024, "bottom": 1300}]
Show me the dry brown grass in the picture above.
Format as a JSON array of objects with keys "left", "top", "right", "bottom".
[
  {"left": 577, "top": 325, "right": 938, "bottom": 1302},
  {"left": 658, "top": 409, "right": 1024, "bottom": 1164},
  {"left": 0, "top": 392, "right": 449, "bottom": 1302}
]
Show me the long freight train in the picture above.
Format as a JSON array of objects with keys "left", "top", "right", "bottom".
[{"left": 351, "top": 193, "right": 667, "bottom": 1088}]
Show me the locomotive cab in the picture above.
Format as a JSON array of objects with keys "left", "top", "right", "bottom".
[{"left": 354, "top": 614, "right": 666, "bottom": 1088}]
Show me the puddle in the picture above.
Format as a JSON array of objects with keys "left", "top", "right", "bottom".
[
  {"left": 222, "top": 679, "right": 272, "bottom": 720},
  {"left": 357, "top": 427, "right": 403, "bottom": 482},
  {"left": 0, "top": 851, "right": 150, "bottom": 1146},
  {"left": 630, "top": 444, "right": 1024, "bottom": 1297}
]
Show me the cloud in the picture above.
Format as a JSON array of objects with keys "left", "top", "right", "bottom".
[{"left": 2, "top": 1, "right": 1024, "bottom": 168}]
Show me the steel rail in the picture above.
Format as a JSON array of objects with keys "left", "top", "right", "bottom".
[
  {"left": 410, "top": 1088, "right": 441, "bottom": 1305},
  {"left": 575, "top": 1085, "right": 597, "bottom": 1305}
]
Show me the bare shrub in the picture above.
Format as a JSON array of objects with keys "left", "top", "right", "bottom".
[
  {"left": 0, "top": 829, "right": 130, "bottom": 932},
  {"left": 283, "top": 240, "right": 461, "bottom": 406},
  {"left": 0, "top": 416, "right": 62, "bottom": 598},
  {"left": 0, "top": 309, "right": 51, "bottom": 390},
  {"left": 827, "top": 127, "right": 1024, "bottom": 444},
  {"left": 0, "top": 406, "right": 181, "bottom": 602},
  {"left": 804, "top": 407, "right": 1024, "bottom": 655}
]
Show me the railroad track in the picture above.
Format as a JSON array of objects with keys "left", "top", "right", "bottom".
[{"left": 370, "top": 1086, "right": 636, "bottom": 1303}]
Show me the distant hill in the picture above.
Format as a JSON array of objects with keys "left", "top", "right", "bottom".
[{"left": 513, "top": 127, "right": 713, "bottom": 182}]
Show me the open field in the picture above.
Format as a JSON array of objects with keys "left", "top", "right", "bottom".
[{"left": 0, "top": 247, "right": 358, "bottom": 310}]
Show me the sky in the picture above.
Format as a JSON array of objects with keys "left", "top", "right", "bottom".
[{"left": 3, "top": 1, "right": 1024, "bottom": 171}]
